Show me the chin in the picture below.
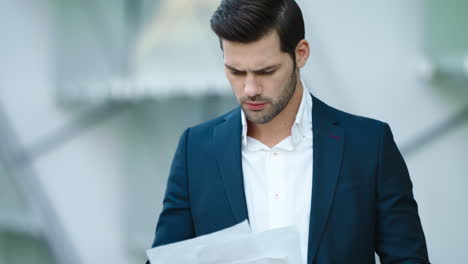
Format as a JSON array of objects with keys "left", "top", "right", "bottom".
[{"left": 245, "top": 112, "right": 273, "bottom": 125}]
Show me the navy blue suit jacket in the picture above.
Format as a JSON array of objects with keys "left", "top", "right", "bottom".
[{"left": 148, "top": 95, "right": 429, "bottom": 264}]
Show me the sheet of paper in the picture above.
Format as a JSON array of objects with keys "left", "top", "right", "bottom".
[
  {"left": 197, "top": 226, "right": 301, "bottom": 264},
  {"left": 146, "top": 220, "right": 251, "bottom": 264},
  {"left": 146, "top": 221, "right": 302, "bottom": 264},
  {"left": 228, "top": 257, "right": 289, "bottom": 264}
]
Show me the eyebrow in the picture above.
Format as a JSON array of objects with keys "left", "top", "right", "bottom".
[{"left": 224, "top": 64, "right": 280, "bottom": 73}]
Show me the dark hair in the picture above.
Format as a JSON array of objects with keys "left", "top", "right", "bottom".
[{"left": 210, "top": 0, "right": 305, "bottom": 63}]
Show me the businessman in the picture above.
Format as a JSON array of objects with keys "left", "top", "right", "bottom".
[{"left": 147, "top": 0, "right": 430, "bottom": 263}]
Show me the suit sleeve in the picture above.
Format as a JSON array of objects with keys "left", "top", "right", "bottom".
[
  {"left": 375, "top": 123, "right": 430, "bottom": 264},
  {"left": 149, "top": 128, "right": 195, "bottom": 250}
]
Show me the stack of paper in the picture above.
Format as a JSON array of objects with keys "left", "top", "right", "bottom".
[{"left": 146, "top": 221, "right": 302, "bottom": 264}]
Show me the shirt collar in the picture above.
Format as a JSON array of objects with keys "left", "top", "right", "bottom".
[{"left": 241, "top": 80, "right": 313, "bottom": 150}]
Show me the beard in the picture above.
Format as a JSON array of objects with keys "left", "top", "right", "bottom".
[{"left": 241, "top": 68, "right": 297, "bottom": 124}]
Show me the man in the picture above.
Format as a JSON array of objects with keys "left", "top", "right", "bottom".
[{"left": 147, "top": 0, "right": 430, "bottom": 263}]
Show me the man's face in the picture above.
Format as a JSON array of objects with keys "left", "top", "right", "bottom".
[{"left": 222, "top": 31, "right": 298, "bottom": 124}]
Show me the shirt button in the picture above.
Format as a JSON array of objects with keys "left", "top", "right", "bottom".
[
  {"left": 273, "top": 152, "right": 279, "bottom": 156},
  {"left": 274, "top": 193, "right": 280, "bottom": 200}
]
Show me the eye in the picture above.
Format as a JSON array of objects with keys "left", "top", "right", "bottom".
[
  {"left": 231, "top": 70, "right": 245, "bottom": 76},
  {"left": 258, "top": 70, "right": 275, "bottom": 76}
]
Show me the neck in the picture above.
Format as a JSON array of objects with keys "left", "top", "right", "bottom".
[{"left": 247, "top": 79, "right": 304, "bottom": 148}]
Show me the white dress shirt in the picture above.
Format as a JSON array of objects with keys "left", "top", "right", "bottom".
[{"left": 241, "top": 82, "right": 313, "bottom": 263}]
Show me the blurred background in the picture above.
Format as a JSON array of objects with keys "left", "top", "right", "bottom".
[{"left": 0, "top": 0, "right": 467, "bottom": 263}]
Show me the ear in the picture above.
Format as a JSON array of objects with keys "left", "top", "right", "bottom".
[{"left": 295, "top": 39, "right": 310, "bottom": 68}]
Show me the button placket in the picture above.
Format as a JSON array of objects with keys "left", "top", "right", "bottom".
[
  {"left": 269, "top": 149, "right": 280, "bottom": 202},
  {"left": 268, "top": 148, "right": 287, "bottom": 229}
]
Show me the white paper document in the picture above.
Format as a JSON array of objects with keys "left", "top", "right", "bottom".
[{"left": 146, "top": 221, "right": 302, "bottom": 264}]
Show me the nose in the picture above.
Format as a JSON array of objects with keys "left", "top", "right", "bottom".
[{"left": 243, "top": 74, "right": 261, "bottom": 98}]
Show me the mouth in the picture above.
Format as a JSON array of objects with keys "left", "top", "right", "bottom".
[{"left": 245, "top": 102, "right": 269, "bottom": 111}]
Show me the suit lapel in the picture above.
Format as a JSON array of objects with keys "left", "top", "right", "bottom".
[
  {"left": 213, "top": 108, "right": 249, "bottom": 223},
  {"left": 307, "top": 95, "right": 345, "bottom": 263}
]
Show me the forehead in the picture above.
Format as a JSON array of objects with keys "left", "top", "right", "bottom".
[{"left": 222, "top": 31, "right": 287, "bottom": 69}]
